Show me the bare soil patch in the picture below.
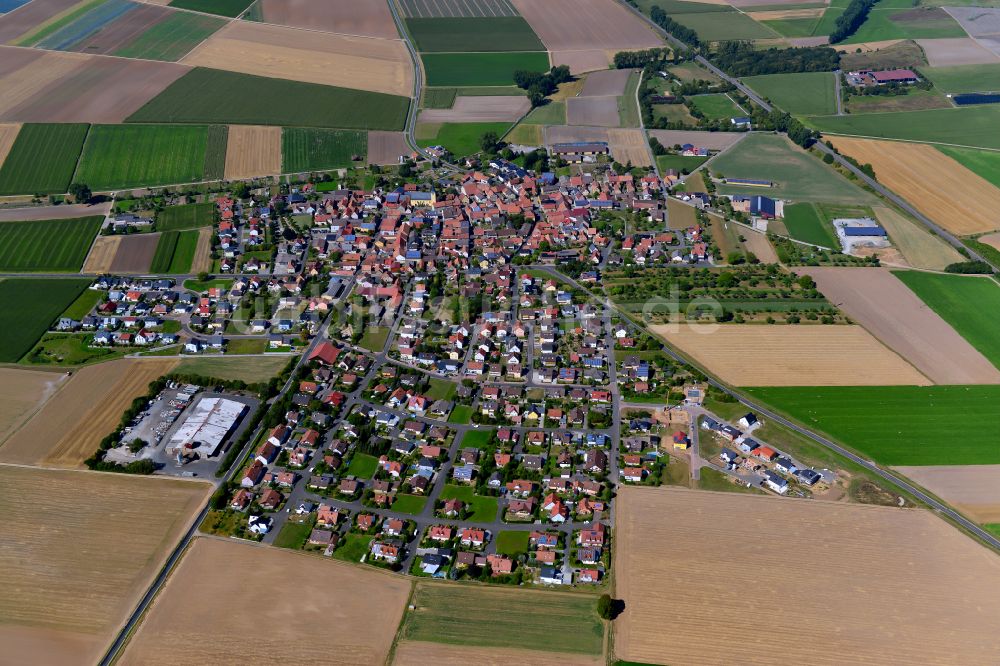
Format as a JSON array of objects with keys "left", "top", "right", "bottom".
[
  {"left": 368, "top": 130, "right": 411, "bottom": 165},
  {"left": 567, "top": 96, "right": 620, "bottom": 126},
  {"left": 918, "top": 37, "right": 1000, "bottom": 66},
  {"left": 0, "top": 0, "right": 79, "bottom": 42},
  {"left": 0, "top": 122, "right": 21, "bottom": 167},
  {"left": 224, "top": 125, "right": 281, "bottom": 180},
  {"left": 977, "top": 232, "right": 1000, "bottom": 251},
  {"left": 651, "top": 322, "right": 929, "bottom": 386},
  {"left": 545, "top": 124, "right": 609, "bottom": 144},
  {"left": 70, "top": 3, "right": 172, "bottom": 55},
  {"left": 181, "top": 21, "right": 412, "bottom": 97},
  {"left": 0, "top": 49, "right": 89, "bottom": 119},
  {"left": 0, "top": 358, "right": 177, "bottom": 467},
  {"left": 749, "top": 7, "right": 824, "bottom": 20},
  {"left": 741, "top": 228, "right": 779, "bottom": 263},
  {"left": 648, "top": 129, "right": 744, "bottom": 151},
  {"left": 551, "top": 49, "right": 611, "bottom": 74},
  {"left": 0, "top": 466, "right": 209, "bottom": 666},
  {"left": 607, "top": 128, "right": 650, "bottom": 166},
  {"left": 0, "top": 201, "right": 111, "bottom": 221},
  {"left": 896, "top": 465, "right": 1000, "bottom": 523},
  {"left": 0, "top": 367, "right": 66, "bottom": 443},
  {"left": 394, "top": 641, "right": 603, "bottom": 666},
  {"left": 666, "top": 197, "right": 698, "bottom": 230},
  {"left": 121, "top": 537, "right": 411, "bottom": 665},
  {"left": 256, "top": 0, "right": 400, "bottom": 39},
  {"left": 419, "top": 95, "right": 530, "bottom": 123},
  {"left": 83, "top": 235, "right": 122, "bottom": 273},
  {"left": 191, "top": 227, "right": 212, "bottom": 273},
  {"left": 109, "top": 232, "right": 160, "bottom": 273},
  {"left": 512, "top": 0, "right": 662, "bottom": 51},
  {"left": 800, "top": 266, "right": 1000, "bottom": 384},
  {"left": 872, "top": 205, "right": 963, "bottom": 270},
  {"left": 581, "top": 68, "right": 633, "bottom": 97},
  {"left": 828, "top": 136, "right": 1000, "bottom": 235},
  {"left": 614, "top": 486, "right": 1000, "bottom": 665}
]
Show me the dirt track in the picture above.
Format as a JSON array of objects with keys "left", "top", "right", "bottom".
[
  {"left": 512, "top": 0, "right": 662, "bottom": 51},
  {"left": 367, "top": 130, "right": 410, "bottom": 164},
  {"left": 109, "top": 233, "right": 160, "bottom": 273},
  {"left": 896, "top": 465, "right": 1000, "bottom": 523},
  {"left": 800, "top": 267, "right": 1000, "bottom": 384},
  {"left": 419, "top": 96, "right": 530, "bottom": 123},
  {"left": 614, "top": 486, "right": 1000, "bottom": 665},
  {"left": 257, "top": 0, "right": 401, "bottom": 39},
  {"left": 223, "top": 125, "right": 281, "bottom": 179}
]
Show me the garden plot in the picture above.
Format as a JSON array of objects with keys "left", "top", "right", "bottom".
[{"left": 253, "top": 0, "right": 401, "bottom": 39}]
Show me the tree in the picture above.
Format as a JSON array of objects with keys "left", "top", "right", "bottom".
[
  {"left": 128, "top": 438, "right": 146, "bottom": 453},
  {"left": 69, "top": 182, "right": 92, "bottom": 204},
  {"left": 597, "top": 594, "right": 623, "bottom": 620},
  {"left": 480, "top": 131, "right": 500, "bottom": 154},
  {"left": 197, "top": 271, "right": 210, "bottom": 282}
]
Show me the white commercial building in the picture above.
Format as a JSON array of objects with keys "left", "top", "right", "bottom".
[{"left": 167, "top": 397, "right": 247, "bottom": 459}]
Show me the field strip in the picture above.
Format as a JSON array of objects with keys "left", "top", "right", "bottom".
[
  {"left": 393, "top": 641, "right": 604, "bottom": 665},
  {"left": 820, "top": 131, "right": 1000, "bottom": 153},
  {"left": 82, "top": 234, "right": 121, "bottom": 273},
  {"left": 191, "top": 227, "right": 212, "bottom": 273},
  {"left": 0, "top": 50, "right": 90, "bottom": 117},
  {"left": 896, "top": 465, "right": 1000, "bottom": 523},
  {"left": 0, "top": 123, "right": 22, "bottom": 167}
]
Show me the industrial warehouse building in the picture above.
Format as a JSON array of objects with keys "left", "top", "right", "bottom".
[{"left": 167, "top": 397, "right": 247, "bottom": 459}]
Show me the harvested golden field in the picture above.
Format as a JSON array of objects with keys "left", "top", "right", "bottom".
[
  {"left": 181, "top": 21, "right": 412, "bottom": 96},
  {"left": 83, "top": 235, "right": 122, "bottom": 273},
  {"left": 607, "top": 128, "right": 651, "bottom": 166},
  {"left": 0, "top": 466, "right": 209, "bottom": 666},
  {"left": 0, "top": 122, "right": 21, "bottom": 166},
  {"left": 551, "top": 49, "right": 612, "bottom": 74},
  {"left": 650, "top": 323, "right": 930, "bottom": 386},
  {"left": 223, "top": 125, "right": 281, "bottom": 179},
  {"left": 896, "top": 465, "right": 1000, "bottom": 523},
  {"left": 614, "top": 486, "right": 1000, "bottom": 665},
  {"left": 741, "top": 229, "right": 779, "bottom": 263},
  {"left": 191, "top": 228, "right": 212, "bottom": 273},
  {"left": 832, "top": 38, "right": 903, "bottom": 53},
  {"left": 0, "top": 50, "right": 88, "bottom": 118},
  {"left": 0, "top": 367, "right": 66, "bottom": 443},
  {"left": 120, "top": 537, "right": 411, "bottom": 665},
  {"left": 827, "top": 136, "right": 1000, "bottom": 235},
  {"left": 394, "top": 642, "right": 603, "bottom": 666},
  {"left": 666, "top": 197, "right": 698, "bottom": 230},
  {"left": 872, "top": 206, "right": 963, "bottom": 270},
  {"left": 0, "top": 358, "right": 176, "bottom": 467}
]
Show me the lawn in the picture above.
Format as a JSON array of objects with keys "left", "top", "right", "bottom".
[
  {"left": 75, "top": 125, "right": 208, "bottom": 190},
  {"left": 426, "top": 378, "right": 457, "bottom": 400},
  {"left": 656, "top": 154, "right": 707, "bottom": 174},
  {"left": 671, "top": 10, "right": 778, "bottom": 40},
  {"left": 113, "top": 11, "right": 226, "bottom": 60},
  {"left": 281, "top": 128, "right": 368, "bottom": 173},
  {"left": 448, "top": 404, "right": 474, "bottom": 424},
  {"left": 782, "top": 202, "right": 838, "bottom": 248},
  {"left": 183, "top": 277, "right": 233, "bottom": 292},
  {"left": 391, "top": 494, "right": 427, "bottom": 515},
  {"left": 0, "top": 279, "right": 91, "bottom": 362},
  {"left": 744, "top": 72, "right": 837, "bottom": 116},
  {"left": 936, "top": 146, "right": 1000, "bottom": 188},
  {"left": 439, "top": 484, "right": 498, "bottom": 522},
  {"left": 892, "top": 271, "right": 1000, "bottom": 370},
  {"left": 746, "top": 385, "right": 1000, "bottom": 465},
  {"left": 401, "top": 583, "right": 604, "bottom": 655},
  {"left": 405, "top": 17, "right": 544, "bottom": 52},
  {"left": 358, "top": 326, "right": 390, "bottom": 351},
  {"left": 422, "top": 52, "right": 550, "bottom": 87},
  {"left": 619, "top": 70, "right": 642, "bottom": 127},
  {"left": 0, "top": 124, "right": 88, "bottom": 196},
  {"left": 347, "top": 452, "right": 378, "bottom": 479},
  {"left": 175, "top": 355, "right": 290, "bottom": 382},
  {"left": 156, "top": 202, "right": 215, "bottom": 231},
  {"left": 417, "top": 122, "right": 512, "bottom": 157},
  {"left": 168, "top": 0, "right": 254, "bottom": 17},
  {"left": 923, "top": 63, "right": 1000, "bottom": 94},
  {"left": 150, "top": 229, "right": 199, "bottom": 273},
  {"left": 333, "top": 533, "right": 373, "bottom": 562},
  {"left": 495, "top": 530, "right": 529, "bottom": 556},
  {"left": 460, "top": 429, "right": 493, "bottom": 449},
  {"left": 807, "top": 106, "right": 1000, "bottom": 150},
  {"left": 711, "top": 133, "right": 874, "bottom": 204},
  {"left": 61, "top": 287, "right": 103, "bottom": 320},
  {"left": 273, "top": 519, "right": 312, "bottom": 549},
  {"left": 226, "top": 338, "right": 267, "bottom": 354},
  {"left": 689, "top": 94, "right": 744, "bottom": 121},
  {"left": 0, "top": 216, "right": 102, "bottom": 272},
  {"left": 128, "top": 68, "right": 409, "bottom": 130}
]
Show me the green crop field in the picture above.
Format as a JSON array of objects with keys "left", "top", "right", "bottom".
[
  {"left": 808, "top": 105, "right": 1000, "bottom": 149},
  {"left": 422, "top": 52, "right": 550, "bottom": 87},
  {"left": 203, "top": 124, "right": 228, "bottom": 181},
  {"left": 417, "top": 122, "right": 512, "bottom": 157},
  {"left": 813, "top": 6, "right": 965, "bottom": 42},
  {"left": 0, "top": 278, "right": 91, "bottom": 362},
  {"left": 113, "top": 11, "right": 226, "bottom": 60},
  {"left": 128, "top": 68, "right": 409, "bottom": 130},
  {"left": 75, "top": 125, "right": 208, "bottom": 190},
  {"left": 711, "top": 133, "right": 873, "bottom": 203},
  {"left": 150, "top": 232, "right": 178, "bottom": 273},
  {"left": 0, "top": 216, "right": 102, "bottom": 272},
  {"left": 157, "top": 203, "right": 215, "bottom": 231},
  {"left": 671, "top": 10, "right": 778, "bottom": 40},
  {"left": 150, "top": 229, "right": 198, "bottom": 273},
  {"left": 782, "top": 202, "right": 838, "bottom": 248},
  {"left": 168, "top": 0, "right": 254, "bottom": 17},
  {"left": 405, "top": 17, "right": 544, "bottom": 52},
  {"left": 439, "top": 484, "right": 498, "bottom": 522},
  {"left": 747, "top": 385, "right": 1000, "bottom": 465},
  {"left": 923, "top": 64, "right": 1000, "bottom": 94},
  {"left": 761, "top": 17, "right": 822, "bottom": 37},
  {"left": 656, "top": 154, "right": 707, "bottom": 173},
  {"left": 422, "top": 88, "right": 457, "bottom": 109},
  {"left": 688, "top": 93, "right": 744, "bottom": 121},
  {"left": 893, "top": 271, "right": 1000, "bottom": 370},
  {"left": 281, "top": 128, "right": 367, "bottom": 172},
  {"left": 744, "top": 72, "right": 837, "bottom": 116},
  {"left": 61, "top": 287, "right": 103, "bottom": 320},
  {"left": 0, "top": 124, "right": 88, "bottom": 196},
  {"left": 175, "top": 356, "right": 290, "bottom": 382},
  {"left": 936, "top": 146, "right": 1000, "bottom": 188},
  {"left": 401, "top": 583, "right": 604, "bottom": 655}
]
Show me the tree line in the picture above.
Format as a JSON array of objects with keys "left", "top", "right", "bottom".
[
  {"left": 829, "top": 0, "right": 876, "bottom": 44},
  {"left": 713, "top": 41, "right": 840, "bottom": 76}
]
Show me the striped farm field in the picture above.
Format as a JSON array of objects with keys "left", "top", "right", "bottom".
[
  {"left": 167, "top": 0, "right": 254, "bottom": 17},
  {"left": 650, "top": 323, "right": 930, "bottom": 386},
  {"left": 112, "top": 10, "right": 226, "bottom": 61},
  {"left": 0, "top": 123, "right": 21, "bottom": 166},
  {"left": 0, "top": 216, "right": 102, "bottom": 272},
  {"left": 406, "top": 16, "right": 544, "bottom": 52},
  {"left": 75, "top": 124, "right": 208, "bottom": 190},
  {"left": 0, "top": 123, "right": 88, "bottom": 195},
  {"left": 827, "top": 136, "right": 1000, "bottom": 235},
  {"left": 224, "top": 125, "right": 281, "bottom": 179},
  {"left": 0, "top": 278, "right": 91, "bottom": 363},
  {"left": 156, "top": 202, "right": 215, "bottom": 231},
  {"left": 281, "top": 128, "right": 367, "bottom": 173},
  {"left": 203, "top": 124, "right": 228, "bottom": 181},
  {"left": 150, "top": 229, "right": 198, "bottom": 273},
  {"left": 422, "top": 52, "right": 549, "bottom": 86}
]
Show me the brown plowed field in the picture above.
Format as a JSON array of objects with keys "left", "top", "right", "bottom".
[
  {"left": 741, "top": 229, "right": 779, "bottom": 263},
  {"left": 0, "top": 465, "right": 209, "bottom": 666},
  {"left": 0, "top": 367, "right": 66, "bottom": 443},
  {"left": 0, "top": 358, "right": 176, "bottom": 467},
  {"left": 0, "top": 201, "right": 111, "bottom": 221},
  {"left": 394, "top": 642, "right": 603, "bottom": 666},
  {"left": 545, "top": 124, "right": 609, "bottom": 144},
  {"left": 896, "top": 465, "right": 1000, "bottom": 523},
  {"left": 0, "top": 45, "right": 43, "bottom": 77},
  {"left": 552, "top": 49, "right": 611, "bottom": 74},
  {"left": 512, "top": 0, "right": 662, "bottom": 51},
  {"left": 256, "top": 0, "right": 400, "bottom": 39},
  {"left": 649, "top": 129, "right": 745, "bottom": 151},
  {"left": 419, "top": 95, "right": 530, "bottom": 123},
  {"left": 181, "top": 21, "right": 412, "bottom": 97},
  {"left": 109, "top": 232, "right": 160, "bottom": 273},
  {"left": 614, "top": 486, "right": 1000, "bottom": 666},
  {"left": 800, "top": 267, "right": 1000, "bottom": 384},
  {"left": 872, "top": 206, "right": 963, "bottom": 270},
  {"left": 566, "top": 96, "right": 619, "bottom": 126},
  {"left": 70, "top": 3, "right": 172, "bottom": 55},
  {"left": 0, "top": 0, "right": 79, "bottom": 42},
  {"left": 191, "top": 228, "right": 212, "bottom": 273},
  {"left": 581, "top": 68, "right": 633, "bottom": 97},
  {"left": 368, "top": 130, "right": 411, "bottom": 164},
  {"left": 223, "top": 125, "right": 281, "bottom": 179},
  {"left": 83, "top": 235, "right": 122, "bottom": 273},
  {"left": 0, "top": 51, "right": 189, "bottom": 123},
  {"left": 607, "top": 128, "right": 650, "bottom": 166},
  {"left": 651, "top": 323, "right": 930, "bottom": 386},
  {"left": 0, "top": 122, "right": 21, "bottom": 166},
  {"left": 827, "top": 137, "right": 1000, "bottom": 235},
  {"left": 120, "top": 537, "right": 411, "bottom": 665},
  {"left": 977, "top": 232, "right": 1000, "bottom": 250},
  {"left": 917, "top": 37, "right": 1000, "bottom": 65}
]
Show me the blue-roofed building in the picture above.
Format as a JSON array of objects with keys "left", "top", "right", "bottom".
[
  {"left": 750, "top": 195, "right": 777, "bottom": 219},
  {"left": 842, "top": 226, "right": 887, "bottom": 237}
]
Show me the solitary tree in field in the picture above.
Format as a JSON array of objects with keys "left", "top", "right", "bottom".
[{"left": 69, "top": 182, "right": 91, "bottom": 204}]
